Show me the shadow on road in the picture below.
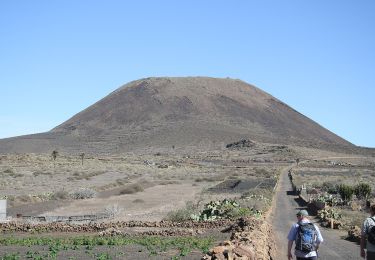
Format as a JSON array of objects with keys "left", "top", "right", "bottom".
[
  {"left": 292, "top": 196, "right": 321, "bottom": 216},
  {"left": 294, "top": 196, "right": 307, "bottom": 207}
]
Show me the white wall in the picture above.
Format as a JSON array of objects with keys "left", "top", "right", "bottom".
[{"left": 0, "top": 200, "right": 6, "bottom": 220}]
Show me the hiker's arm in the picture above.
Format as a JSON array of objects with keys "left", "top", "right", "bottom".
[
  {"left": 360, "top": 234, "right": 366, "bottom": 258},
  {"left": 361, "top": 221, "right": 367, "bottom": 259},
  {"left": 315, "top": 226, "right": 323, "bottom": 251},
  {"left": 288, "top": 240, "right": 293, "bottom": 260}
]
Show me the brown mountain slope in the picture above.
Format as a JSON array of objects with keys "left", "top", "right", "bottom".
[{"left": 0, "top": 77, "right": 354, "bottom": 154}]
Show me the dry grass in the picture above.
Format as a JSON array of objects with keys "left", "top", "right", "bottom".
[
  {"left": 51, "top": 190, "right": 70, "bottom": 200},
  {"left": 132, "top": 198, "right": 145, "bottom": 203},
  {"left": 159, "top": 180, "right": 180, "bottom": 185},
  {"left": 119, "top": 184, "right": 144, "bottom": 195},
  {"left": 164, "top": 201, "right": 198, "bottom": 222},
  {"left": 341, "top": 209, "right": 368, "bottom": 228}
]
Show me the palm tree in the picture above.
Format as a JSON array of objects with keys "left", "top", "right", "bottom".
[
  {"left": 51, "top": 150, "right": 58, "bottom": 167},
  {"left": 79, "top": 153, "right": 85, "bottom": 166},
  {"left": 296, "top": 158, "right": 300, "bottom": 165}
]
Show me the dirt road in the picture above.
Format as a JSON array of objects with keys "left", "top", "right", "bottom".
[{"left": 271, "top": 165, "right": 362, "bottom": 260}]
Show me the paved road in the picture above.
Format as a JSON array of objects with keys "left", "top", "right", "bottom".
[{"left": 271, "top": 165, "right": 362, "bottom": 260}]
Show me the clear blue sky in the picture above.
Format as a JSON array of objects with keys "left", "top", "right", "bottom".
[{"left": 1, "top": 1, "right": 374, "bottom": 147}]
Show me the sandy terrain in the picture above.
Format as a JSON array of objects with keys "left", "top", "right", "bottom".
[
  {"left": 1, "top": 141, "right": 298, "bottom": 219},
  {"left": 43, "top": 183, "right": 203, "bottom": 221}
]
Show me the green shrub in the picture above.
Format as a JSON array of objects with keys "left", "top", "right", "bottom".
[
  {"left": 337, "top": 184, "right": 354, "bottom": 203},
  {"left": 1, "top": 253, "right": 20, "bottom": 260},
  {"left": 354, "top": 183, "right": 372, "bottom": 200},
  {"left": 321, "top": 182, "right": 338, "bottom": 194}
]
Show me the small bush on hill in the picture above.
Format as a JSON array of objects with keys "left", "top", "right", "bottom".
[
  {"left": 3, "top": 168, "right": 14, "bottom": 174},
  {"left": 119, "top": 184, "right": 144, "bottom": 194},
  {"left": 51, "top": 190, "right": 70, "bottom": 200},
  {"left": 165, "top": 201, "right": 198, "bottom": 222},
  {"left": 104, "top": 204, "right": 123, "bottom": 217},
  {"left": 70, "top": 188, "right": 97, "bottom": 199}
]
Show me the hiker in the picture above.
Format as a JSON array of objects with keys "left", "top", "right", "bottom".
[
  {"left": 361, "top": 204, "right": 375, "bottom": 259},
  {"left": 287, "top": 209, "right": 323, "bottom": 260}
]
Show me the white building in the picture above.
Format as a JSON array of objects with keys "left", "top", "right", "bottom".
[{"left": 0, "top": 200, "right": 6, "bottom": 221}]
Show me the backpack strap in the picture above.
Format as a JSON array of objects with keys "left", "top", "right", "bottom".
[
  {"left": 298, "top": 222, "right": 314, "bottom": 228},
  {"left": 365, "top": 217, "right": 375, "bottom": 234},
  {"left": 368, "top": 217, "right": 375, "bottom": 227}
]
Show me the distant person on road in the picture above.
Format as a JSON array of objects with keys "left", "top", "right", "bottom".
[
  {"left": 361, "top": 204, "right": 375, "bottom": 259},
  {"left": 287, "top": 209, "right": 323, "bottom": 260}
]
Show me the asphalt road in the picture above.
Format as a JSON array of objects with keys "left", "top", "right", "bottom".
[{"left": 271, "top": 165, "right": 362, "bottom": 260}]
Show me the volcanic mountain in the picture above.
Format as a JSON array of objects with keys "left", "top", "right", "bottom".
[{"left": 0, "top": 77, "right": 354, "bottom": 154}]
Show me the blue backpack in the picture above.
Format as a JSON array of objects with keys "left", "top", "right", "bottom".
[{"left": 295, "top": 223, "right": 317, "bottom": 253}]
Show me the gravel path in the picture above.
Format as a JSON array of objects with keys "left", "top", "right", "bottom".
[{"left": 271, "top": 165, "right": 362, "bottom": 260}]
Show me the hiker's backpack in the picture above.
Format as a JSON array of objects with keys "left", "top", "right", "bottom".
[
  {"left": 295, "top": 223, "right": 317, "bottom": 253},
  {"left": 367, "top": 217, "right": 375, "bottom": 244}
]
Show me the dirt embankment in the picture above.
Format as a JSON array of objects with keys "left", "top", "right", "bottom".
[{"left": 203, "top": 217, "right": 276, "bottom": 260}]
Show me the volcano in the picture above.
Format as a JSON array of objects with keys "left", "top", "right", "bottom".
[{"left": 0, "top": 77, "right": 353, "bottom": 154}]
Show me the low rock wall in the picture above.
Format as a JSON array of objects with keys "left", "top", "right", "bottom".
[
  {"left": 202, "top": 217, "right": 276, "bottom": 260},
  {"left": 0, "top": 219, "right": 235, "bottom": 233}
]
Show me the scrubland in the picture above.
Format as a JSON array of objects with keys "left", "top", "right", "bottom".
[{"left": 0, "top": 142, "right": 373, "bottom": 259}]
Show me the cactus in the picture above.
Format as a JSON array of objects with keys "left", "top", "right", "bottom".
[
  {"left": 190, "top": 199, "right": 257, "bottom": 221},
  {"left": 317, "top": 208, "right": 342, "bottom": 221},
  {"left": 315, "top": 194, "right": 342, "bottom": 207}
]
